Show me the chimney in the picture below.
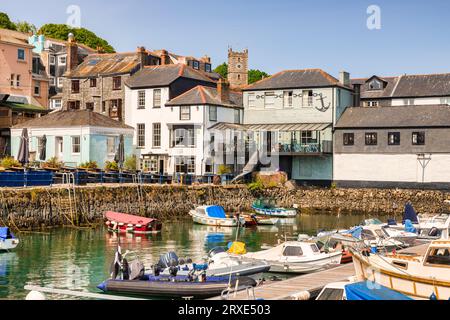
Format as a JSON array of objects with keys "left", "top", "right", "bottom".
[
  {"left": 353, "top": 83, "right": 361, "bottom": 107},
  {"left": 137, "top": 46, "right": 147, "bottom": 69},
  {"left": 217, "top": 78, "right": 230, "bottom": 104},
  {"left": 66, "top": 33, "right": 78, "bottom": 72},
  {"left": 160, "top": 49, "right": 170, "bottom": 65},
  {"left": 200, "top": 55, "right": 211, "bottom": 63},
  {"left": 339, "top": 71, "right": 350, "bottom": 87}
]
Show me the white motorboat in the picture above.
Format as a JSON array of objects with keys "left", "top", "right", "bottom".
[
  {"left": 417, "top": 213, "right": 450, "bottom": 240},
  {"left": 0, "top": 227, "right": 19, "bottom": 252},
  {"left": 350, "top": 240, "right": 450, "bottom": 300},
  {"left": 251, "top": 198, "right": 297, "bottom": 218},
  {"left": 363, "top": 219, "right": 418, "bottom": 246},
  {"left": 157, "top": 248, "right": 270, "bottom": 279},
  {"left": 244, "top": 241, "right": 342, "bottom": 274},
  {"left": 189, "top": 205, "right": 245, "bottom": 227}
]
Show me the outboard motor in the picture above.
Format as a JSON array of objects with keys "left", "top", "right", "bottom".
[
  {"left": 428, "top": 227, "right": 440, "bottom": 237},
  {"left": 122, "top": 259, "right": 130, "bottom": 280},
  {"left": 169, "top": 266, "right": 178, "bottom": 277},
  {"left": 157, "top": 252, "right": 179, "bottom": 269},
  {"left": 152, "top": 264, "right": 161, "bottom": 276}
]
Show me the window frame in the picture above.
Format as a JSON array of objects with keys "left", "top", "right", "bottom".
[
  {"left": 59, "top": 55, "right": 66, "bottom": 65},
  {"left": 17, "top": 48, "right": 25, "bottom": 61},
  {"left": 71, "top": 80, "right": 80, "bottom": 94},
  {"left": 112, "top": 76, "right": 122, "bottom": 90},
  {"left": 264, "top": 92, "right": 275, "bottom": 109},
  {"left": 234, "top": 109, "right": 240, "bottom": 123},
  {"left": 365, "top": 132, "right": 378, "bottom": 146},
  {"left": 302, "top": 90, "right": 313, "bottom": 107},
  {"left": 388, "top": 132, "right": 401, "bottom": 146},
  {"left": 412, "top": 131, "right": 425, "bottom": 145},
  {"left": 137, "top": 123, "right": 145, "bottom": 148},
  {"left": 180, "top": 106, "right": 191, "bottom": 120},
  {"left": 34, "top": 81, "right": 41, "bottom": 96},
  {"left": 343, "top": 133, "right": 354, "bottom": 146},
  {"left": 71, "top": 136, "right": 81, "bottom": 154},
  {"left": 209, "top": 106, "right": 217, "bottom": 122},
  {"left": 90, "top": 78, "right": 97, "bottom": 88},
  {"left": 152, "top": 123, "right": 161, "bottom": 148},
  {"left": 247, "top": 93, "right": 256, "bottom": 108},
  {"left": 137, "top": 90, "right": 146, "bottom": 109},
  {"left": 106, "top": 136, "right": 116, "bottom": 154},
  {"left": 153, "top": 89, "right": 161, "bottom": 108},
  {"left": 283, "top": 91, "right": 293, "bottom": 108}
]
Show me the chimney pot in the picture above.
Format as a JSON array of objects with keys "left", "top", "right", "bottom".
[{"left": 339, "top": 71, "right": 350, "bottom": 87}]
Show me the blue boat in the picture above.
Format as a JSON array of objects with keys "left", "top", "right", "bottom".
[{"left": 0, "top": 227, "right": 19, "bottom": 252}]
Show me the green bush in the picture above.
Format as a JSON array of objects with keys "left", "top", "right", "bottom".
[
  {"left": 217, "top": 164, "right": 232, "bottom": 175},
  {"left": 44, "top": 157, "right": 63, "bottom": 169},
  {"left": 79, "top": 161, "right": 98, "bottom": 170},
  {"left": 123, "top": 155, "right": 137, "bottom": 171},
  {"left": 105, "top": 160, "right": 119, "bottom": 171},
  {"left": 247, "top": 179, "right": 264, "bottom": 192},
  {"left": 0, "top": 157, "right": 21, "bottom": 168}
]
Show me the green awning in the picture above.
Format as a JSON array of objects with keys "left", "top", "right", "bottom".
[{"left": 0, "top": 102, "right": 48, "bottom": 113}]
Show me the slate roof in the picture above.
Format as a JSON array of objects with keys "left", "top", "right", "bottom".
[
  {"left": 165, "top": 85, "right": 243, "bottom": 108},
  {"left": 0, "top": 28, "right": 34, "bottom": 47},
  {"left": 125, "top": 64, "right": 215, "bottom": 89},
  {"left": 243, "top": 69, "right": 349, "bottom": 91},
  {"left": 335, "top": 105, "right": 450, "bottom": 129},
  {"left": 12, "top": 110, "right": 133, "bottom": 129},
  {"left": 352, "top": 73, "right": 450, "bottom": 99},
  {"left": 65, "top": 52, "right": 141, "bottom": 78}
]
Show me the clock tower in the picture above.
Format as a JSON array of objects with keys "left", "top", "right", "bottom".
[{"left": 227, "top": 47, "right": 248, "bottom": 89}]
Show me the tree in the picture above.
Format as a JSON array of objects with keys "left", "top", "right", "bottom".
[
  {"left": 213, "top": 62, "right": 270, "bottom": 84},
  {"left": 15, "top": 21, "right": 37, "bottom": 34},
  {"left": 213, "top": 62, "right": 228, "bottom": 78},
  {"left": 0, "top": 12, "right": 17, "bottom": 30},
  {"left": 248, "top": 69, "right": 270, "bottom": 84},
  {"left": 38, "top": 24, "right": 115, "bottom": 53}
]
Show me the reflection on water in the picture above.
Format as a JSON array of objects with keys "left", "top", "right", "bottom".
[{"left": 0, "top": 213, "right": 388, "bottom": 300}]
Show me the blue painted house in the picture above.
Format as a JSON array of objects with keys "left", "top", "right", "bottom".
[{"left": 11, "top": 109, "right": 134, "bottom": 167}]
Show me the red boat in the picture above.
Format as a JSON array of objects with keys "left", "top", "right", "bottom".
[
  {"left": 340, "top": 249, "right": 353, "bottom": 264},
  {"left": 104, "top": 211, "right": 162, "bottom": 234}
]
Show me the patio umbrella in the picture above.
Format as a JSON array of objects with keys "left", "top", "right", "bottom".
[
  {"left": 114, "top": 134, "right": 125, "bottom": 170},
  {"left": 17, "top": 128, "right": 29, "bottom": 166},
  {"left": 39, "top": 135, "right": 47, "bottom": 161}
]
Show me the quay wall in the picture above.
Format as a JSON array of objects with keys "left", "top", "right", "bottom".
[{"left": 0, "top": 184, "right": 449, "bottom": 229}]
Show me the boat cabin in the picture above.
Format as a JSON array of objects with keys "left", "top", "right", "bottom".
[
  {"left": 419, "top": 213, "right": 450, "bottom": 239},
  {"left": 195, "top": 206, "right": 228, "bottom": 219},
  {"left": 424, "top": 241, "right": 450, "bottom": 267},
  {"left": 281, "top": 242, "right": 322, "bottom": 257}
]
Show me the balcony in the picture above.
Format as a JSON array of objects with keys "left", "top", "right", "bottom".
[{"left": 276, "top": 140, "right": 332, "bottom": 155}]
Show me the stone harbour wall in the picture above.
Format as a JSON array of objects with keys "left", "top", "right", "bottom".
[{"left": 0, "top": 184, "right": 449, "bottom": 230}]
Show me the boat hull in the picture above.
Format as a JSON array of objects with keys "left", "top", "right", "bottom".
[
  {"left": 189, "top": 210, "right": 243, "bottom": 227},
  {"left": 351, "top": 250, "right": 450, "bottom": 300},
  {"left": 252, "top": 206, "right": 297, "bottom": 218},
  {"left": 98, "top": 276, "right": 257, "bottom": 299},
  {"left": 0, "top": 238, "right": 19, "bottom": 251}
]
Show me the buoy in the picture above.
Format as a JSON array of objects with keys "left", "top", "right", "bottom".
[{"left": 26, "top": 291, "right": 47, "bottom": 300}]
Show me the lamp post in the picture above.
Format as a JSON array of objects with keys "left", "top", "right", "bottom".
[{"left": 417, "top": 153, "right": 432, "bottom": 185}]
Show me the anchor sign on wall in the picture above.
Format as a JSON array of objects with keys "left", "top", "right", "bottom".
[{"left": 255, "top": 92, "right": 331, "bottom": 112}]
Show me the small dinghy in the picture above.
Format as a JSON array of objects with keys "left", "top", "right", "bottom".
[
  {"left": 251, "top": 198, "right": 297, "bottom": 218},
  {"left": 189, "top": 205, "right": 245, "bottom": 227},
  {"left": 104, "top": 211, "right": 162, "bottom": 234},
  {"left": 0, "top": 227, "right": 19, "bottom": 252}
]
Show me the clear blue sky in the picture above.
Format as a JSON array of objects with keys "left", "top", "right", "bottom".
[{"left": 3, "top": 0, "right": 450, "bottom": 78}]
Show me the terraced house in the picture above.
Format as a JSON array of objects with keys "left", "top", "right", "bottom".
[{"left": 235, "top": 69, "right": 354, "bottom": 186}]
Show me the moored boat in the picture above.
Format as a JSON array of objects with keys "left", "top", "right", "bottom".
[
  {"left": 0, "top": 227, "right": 19, "bottom": 252},
  {"left": 189, "top": 205, "right": 245, "bottom": 227},
  {"left": 244, "top": 241, "right": 342, "bottom": 274},
  {"left": 104, "top": 211, "right": 162, "bottom": 234},
  {"left": 350, "top": 240, "right": 450, "bottom": 300},
  {"left": 251, "top": 198, "right": 297, "bottom": 218}
]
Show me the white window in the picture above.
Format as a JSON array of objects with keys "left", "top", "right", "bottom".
[
  {"left": 143, "top": 156, "right": 158, "bottom": 173},
  {"left": 302, "top": 90, "right": 313, "bottom": 107},
  {"left": 53, "top": 99, "right": 62, "bottom": 109},
  {"left": 107, "top": 136, "right": 116, "bottom": 154},
  {"left": 180, "top": 106, "right": 190, "bottom": 120},
  {"left": 234, "top": 109, "right": 240, "bottom": 123},
  {"left": 368, "top": 79, "right": 382, "bottom": 90},
  {"left": 248, "top": 93, "right": 256, "bottom": 108},
  {"left": 264, "top": 92, "right": 275, "bottom": 108},
  {"left": 138, "top": 90, "right": 145, "bottom": 109},
  {"left": 187, "top": 156, "right": 195, "bottom": 173},
  {"left": 34, "top": 81, "right": 40, "bottom": 96},
  {"left": 50, "top": 77, "right": 56, "bottom": 86},
  {"left": 59, "top": 56, "right": 66, "bottom": 65},
  {"left": 440, "top": 97, "right": 450, "bottom": 105},
  {"left": 283, "top": 91, "right": 293, "bottom": 108},
  {"left": 57, "top": 77, "right": 63, "bottom": 87},
  {"left": 10, "top": 74, "right": 14, "bottom": 87},
  {"left": 209, "top": 106, "right": 217, "bottom": 122},
  {"left": 153, "top": 123, "right": 161, "bottom": 147},
  {"left": 137, "top": 124, "right": 145, "bottom": 148},
  {"left": 72, "top": 136, "right": 80, "bottom": 153},
  {"left": 49, "top": 55, "right": 56, "bottom": 65},
  {"left": 367, "top": 101, "right": 379, "bottom": 107},
  {"left": 403, "top": 99, "right": 415, "bottom": 105},
  {"left": 16, "top": 74, "right": 21, "bottom": 87},
  {"left": 153, "top": 89, "right": 161, "bottom": 108}
]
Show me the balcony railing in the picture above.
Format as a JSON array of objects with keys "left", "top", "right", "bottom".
[{"left": 276, "top": 140, "right": 332, "bottom": 154}]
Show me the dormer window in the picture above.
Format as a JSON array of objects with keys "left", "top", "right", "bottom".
[
  {"left": 368, "top": 79, "right": 382, "bottom": 90},
  {"left": 192, "top": 60, "right": 200, "bottom": 70},
  {"left": 205, "top": 63, "right": 211, "bottom": 72}
]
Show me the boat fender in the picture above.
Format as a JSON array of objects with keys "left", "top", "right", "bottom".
[
  {"left": 26, "top": 291, "right": 47, "bottom": 300},
  {"left": 291, "top": 291, "right": 310, "bottom": 300}
]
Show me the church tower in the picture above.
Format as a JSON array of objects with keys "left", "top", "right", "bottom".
[{"left": 227, "top": 47, "right": 248, "bottom": 88}]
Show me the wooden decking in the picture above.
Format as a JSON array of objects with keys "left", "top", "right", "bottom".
[{"left": 211, "top": 263, "right": 355, "bottom": 300}]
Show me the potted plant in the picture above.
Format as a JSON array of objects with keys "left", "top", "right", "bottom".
[
  {"left": 79, "top": 161, "right": 98, "bottom": 171},
  {"left": 104, "top": 160, "right": 119, "bottom": 172},
  {"left": 43, "top": 157, "right": 63, "bottom": 170},
  {"left": 217, "top": 164, "right": 232, "bottom": 185},
  {"left": 0, "top": 157, "right": 22, "bottom": 171}
]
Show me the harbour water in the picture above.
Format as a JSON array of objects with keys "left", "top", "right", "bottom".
[{"left": 0, "top": 212, "right": 392, "bottom": 300}]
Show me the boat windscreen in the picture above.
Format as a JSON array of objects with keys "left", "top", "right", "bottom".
[
  {"left": 316, "top": 288, "right": 344, "bottom": 300},
  {"left": 209, "top": 247, "right": 226, "bottom": 257}
]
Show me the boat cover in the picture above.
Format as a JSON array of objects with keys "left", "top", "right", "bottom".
[
  {"left": 404, "top": 219, "right": 417, "bottom": 233},
  {"left": 205, "top": 206, "right": 226, "bottom": 219},
  {"left": 403, "top": 203, "right": 419, "bottom": 224},
  {"left": 0, "top": 227, "right": 11, "bottom": 239},
  {"left": 228, "top": 241, "right": 247, "bottom": 254},
  {"left": 345, "top": 281, "right": 413, "bottom": 300},
  {"left": 105, "top": 211, "right": 156, "bottom": 225},
  {"left": 343, "top": 226, "right": 362, "bottom": 239}
]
